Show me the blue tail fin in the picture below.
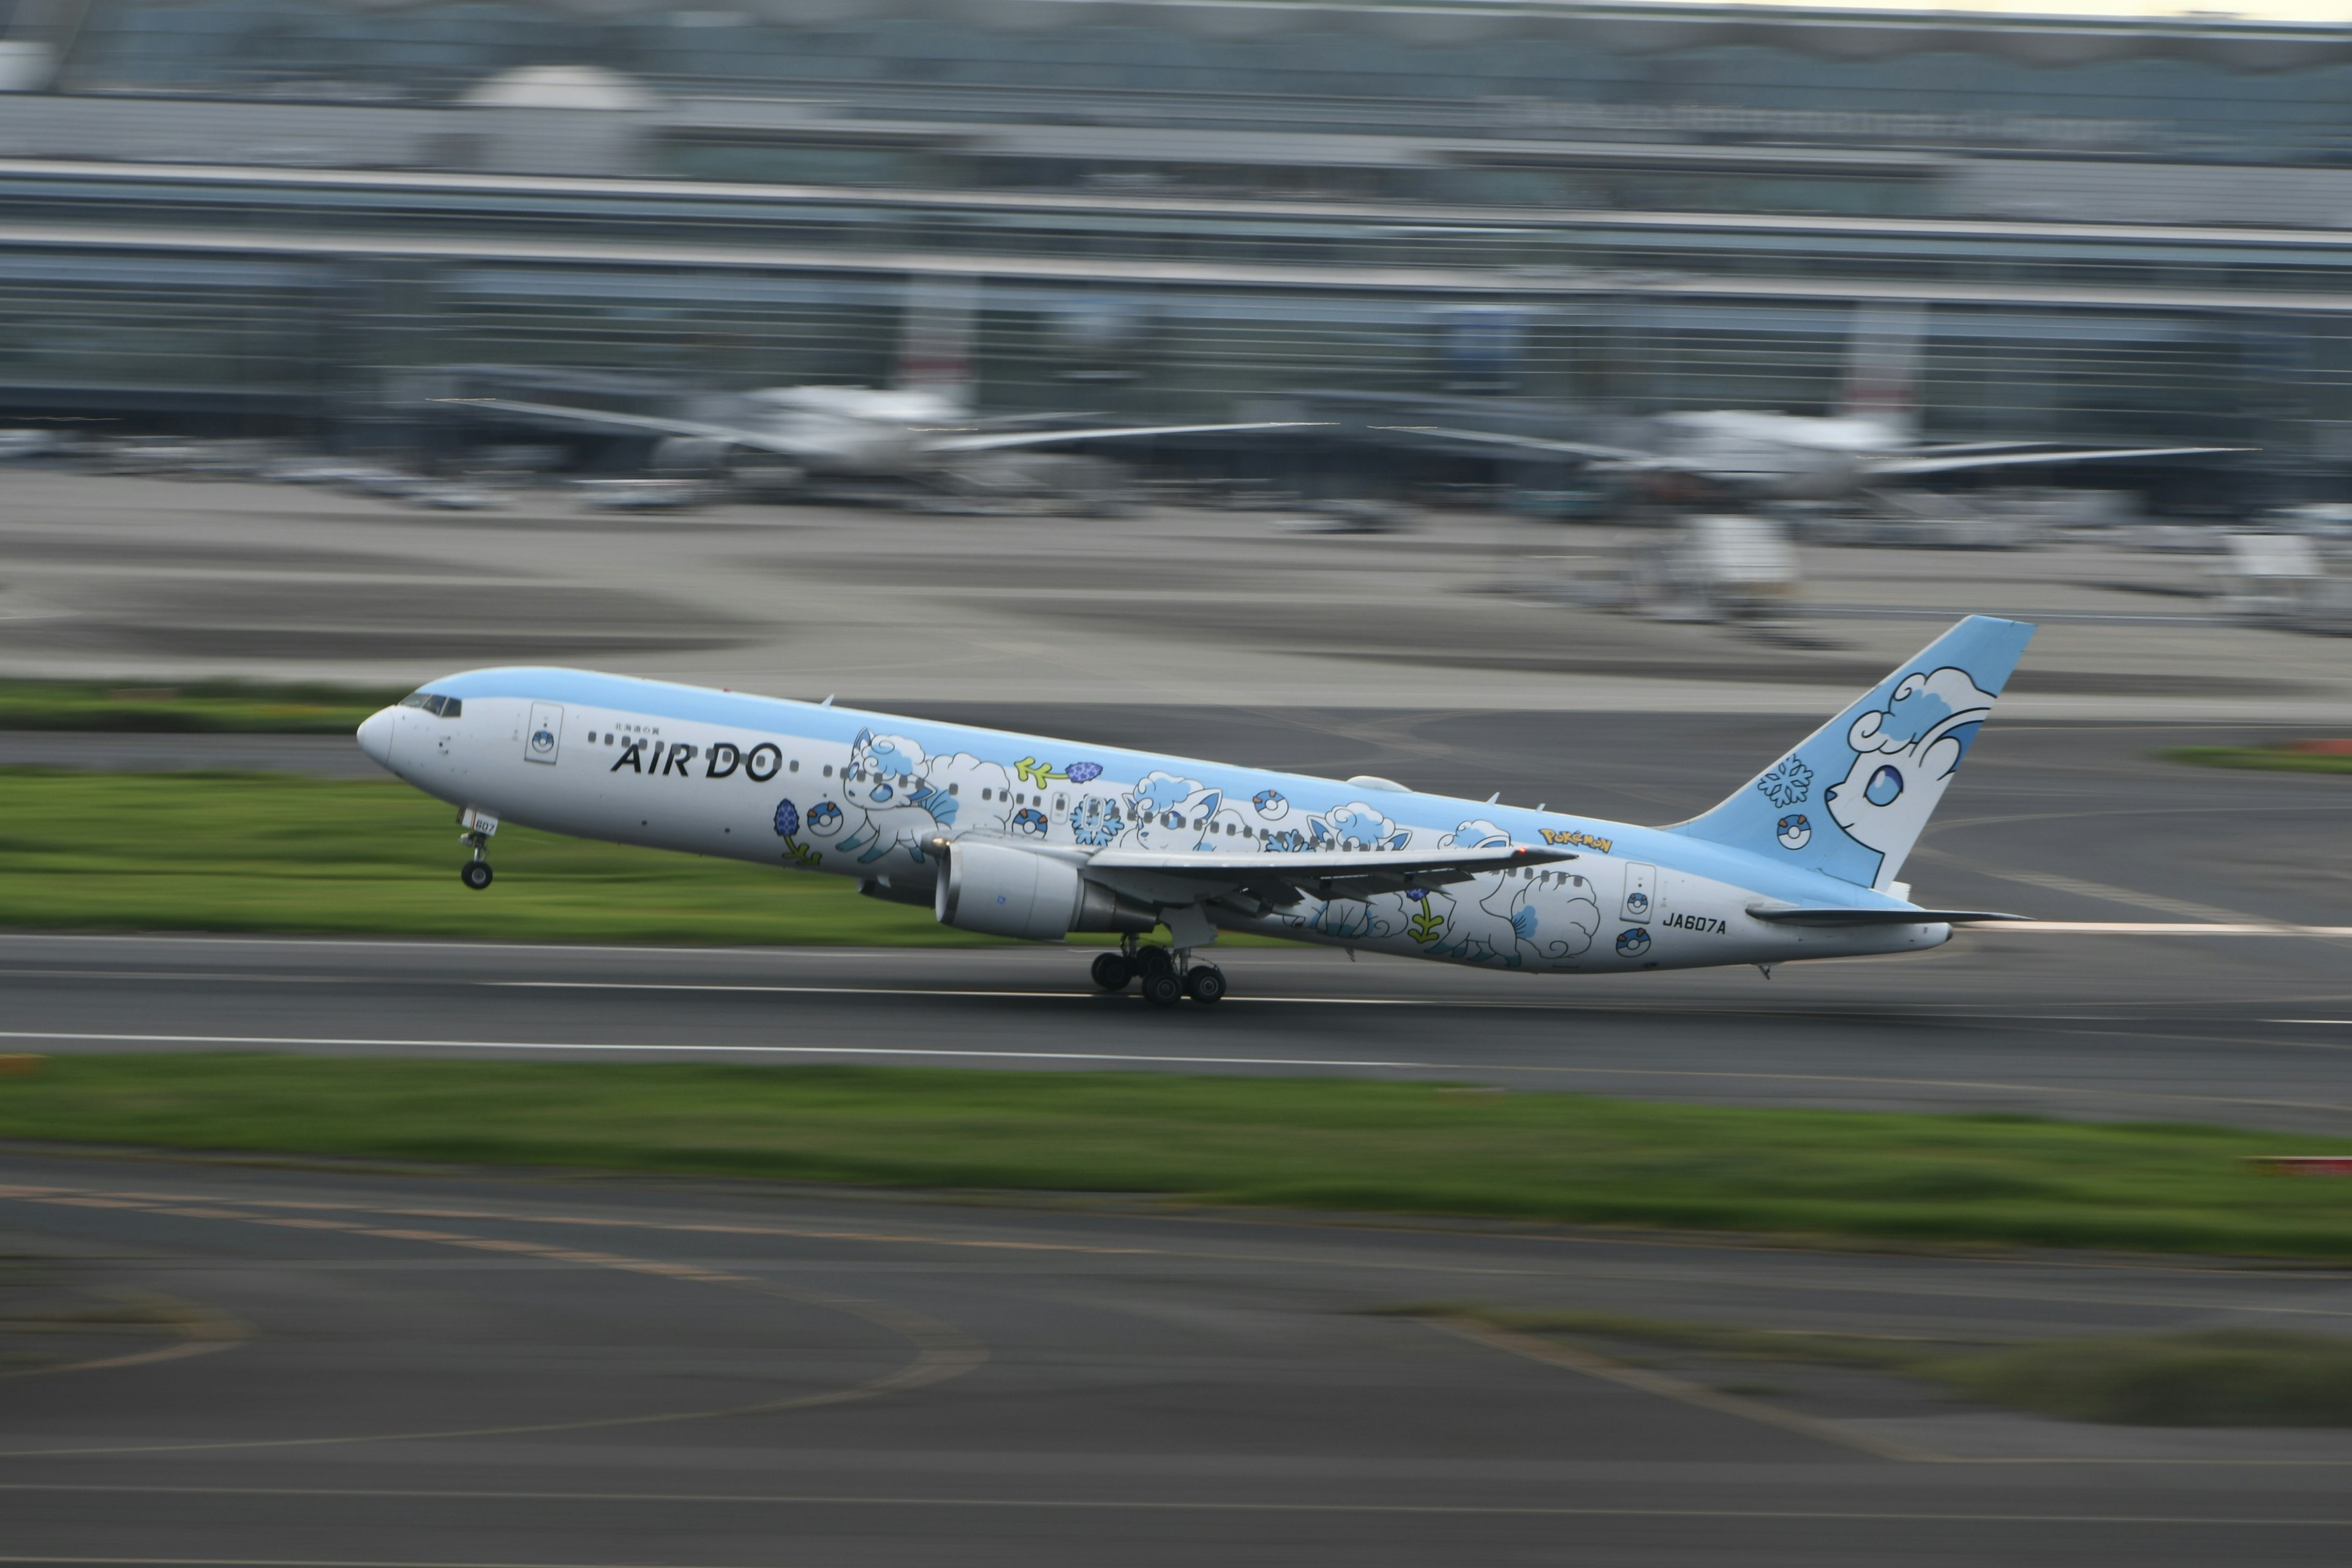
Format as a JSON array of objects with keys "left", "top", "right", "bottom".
[{"left": 1668, "top": 615, "right": 2035, "bottom": 891}]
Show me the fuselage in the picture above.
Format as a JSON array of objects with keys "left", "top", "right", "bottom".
[{"left": 356, "top": 668, "right": 1950, "bottom": 975}]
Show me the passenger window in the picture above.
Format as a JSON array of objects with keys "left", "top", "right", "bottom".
[
  {"left": 948, "top": 783, "right": 959, "bottom": 796},
  {"left": 981, "top": 788, "right": 992, "bottom": 801},
  {"left": 789, "top": 759, "right": 799, "bottom": 772},
  {"left": 823, "top": 765, "right": 833, "bottom": 777}
]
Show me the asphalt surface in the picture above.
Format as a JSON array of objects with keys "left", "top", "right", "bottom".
[{"left": 5, "top": 1152, "right": 2351, "bottom": 1567}]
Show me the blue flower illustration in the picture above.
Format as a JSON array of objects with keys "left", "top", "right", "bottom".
[
  {"left": 1066, "top": 761, "right": 1103, "bottom": 785},
  {"left": 1755, "top": 757, "right": 1813, "bottom": 809},
  {"left": 774, "top": 798, "right": 820, "bottom": 867}
]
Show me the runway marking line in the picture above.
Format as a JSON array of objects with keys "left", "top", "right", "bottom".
[
  {"left": 0, "top": 1187, "right": 987, "bottom": 1460},
  {"left": 1422, "top": 1313, "right": 1951, "bottom": 1464}
]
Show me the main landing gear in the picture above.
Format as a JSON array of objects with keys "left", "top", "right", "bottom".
[{"left": 1090, "top": 937, "right": 1224, "bottom": 1008}]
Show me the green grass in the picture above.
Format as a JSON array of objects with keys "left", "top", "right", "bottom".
[
  {"left": 1927, "top": 1330, "right": 2352, "bottom": 1426},
  {"left": 2162, "top": 746, "right": 2352, "bottom": 776},
  {"left": 6, "top": 1057, "right": 2352, "bottom": 1261},
  {"left": 1416, "top": 1306, "right": 2352, "bottom": 1427},
  {"left": 0, "top": 767, "right": 982, "bottom": 944},
  {"left": 0, "top": 679, "right": 402, "bottom": 734}
]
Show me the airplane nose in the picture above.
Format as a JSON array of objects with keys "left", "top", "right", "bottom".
[{"left": 356, "top": 707, "right": 398, "bottom": 771}]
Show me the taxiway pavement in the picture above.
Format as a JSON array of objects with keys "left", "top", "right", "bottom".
[{"left": 6, "top": 1153, "right": 2352, "bottom": 1567}]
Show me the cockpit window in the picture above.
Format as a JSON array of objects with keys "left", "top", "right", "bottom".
[{"left": 400, "top": 691, "right": 462, "bottom": 718}]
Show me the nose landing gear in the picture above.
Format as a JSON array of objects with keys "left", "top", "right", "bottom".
[{"left": 458, "top": 814, "right": 496, "bottom": 891}]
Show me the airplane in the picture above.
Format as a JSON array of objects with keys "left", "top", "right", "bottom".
[
  {"left": 1383, "top": 306, "right": 2242, "bottom": 503},
  {"left": 439, "top": 279, "right": 1313, "bottom": 485},
  {"left": 355, "top": 615, "right": 2034, "bottom": 1007}
]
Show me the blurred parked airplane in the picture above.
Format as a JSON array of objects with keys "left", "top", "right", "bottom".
[
  {"left": 1389, "top": 306, "right": 2242, "bottom": 502},
  {"left": 443, "top": 280, "right": 1311, "bottom": 484},
  {"left": 356, "top": 616, "right": 2032, "bottom": 1007}
]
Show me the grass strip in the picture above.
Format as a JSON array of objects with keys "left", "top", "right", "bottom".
[
  {"left": 0, "top": 768, "right": 1284, "bottom": 946},
  {"left": 0, "top": 767, "right": 989, "bottom": 944},
  {"left": 6, "top": 1057, "right": 2352, "bottom": 1261},
  {"left": 1412, "top": 1306, "right": 2352, "bottom": 1427},
  {"left": 0, "top": 680, "right": 402, "bottom": 734},
  {"left": 2161, "top": 746, "right": 2352, "bottom": 776}
]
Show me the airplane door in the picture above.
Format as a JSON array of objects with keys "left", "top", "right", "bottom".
[
  {"left": 1619, "top": 862, "right": 1656, "bottom": 924},
  {"left": 524, "top": 702, "right": 564, "bottom": 766}
]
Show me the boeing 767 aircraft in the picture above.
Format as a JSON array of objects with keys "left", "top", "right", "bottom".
[{"left": 356, "top": 615, "right": 2032, "bottom": 1006}]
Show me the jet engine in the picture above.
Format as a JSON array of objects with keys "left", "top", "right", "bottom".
[{"left": 935, "top": 841, "right": 1156, "bottom": 940}]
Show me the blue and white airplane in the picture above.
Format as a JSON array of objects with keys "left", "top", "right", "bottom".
[{"left": 355, "top": 615, "right": 2032, "bottom": 1006}]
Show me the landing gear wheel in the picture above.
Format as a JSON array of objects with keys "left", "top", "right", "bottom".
[
  {"left": 460, "top": 861, "right": 494, "bottom": 891},
  {"left": 1139, "top": 968, "right": 1184, "bottom": 1009},
  {"left": 1183, "top": 965, "right": 1226, "bottom": 1005},
  {"left": 1090, "top": 952, "right": 1134, "bottom": 992},
  {"left": 1137, "top": 948, "right": 1176, "bottom": 981}
]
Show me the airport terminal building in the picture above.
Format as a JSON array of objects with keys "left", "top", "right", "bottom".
[{"left": 3, "top": 0, "right": 2352, "bottom": 488}]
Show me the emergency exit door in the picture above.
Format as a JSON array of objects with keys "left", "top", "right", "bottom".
[
  {"left": 1619, "top": 862, "right": 1656, "bottom": 923},
  {"left": 524, "top": 702, "right": 564, "bottom": 765}
]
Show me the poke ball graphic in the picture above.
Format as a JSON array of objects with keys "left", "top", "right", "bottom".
[
  {"left": 530, "top": 725, "right": 556, "bottom": 755},
  {"left": 1776, "top": 813, "right": 1812, "bottom": 851},
  {"left": 1615, "top": 927, "right": 1651, "bottom": 959},
  {"left": 1624, "top": 889, "right": 1651, "bottom": 918},
  {"left": 806, "top": 801, "right": 845, "bottom": 836},
  {"left": 1011, "top": 808, "right": 1049, "bottom": 837},
  {"left": 1252, "top": 789, "right": 1289, "bottom": 821}
]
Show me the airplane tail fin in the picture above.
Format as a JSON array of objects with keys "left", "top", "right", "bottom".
[
  {"left": 1667, "top": 615, "right": 2034, "bottom": 891},
  {"left": 894, "top": 275, "right": 978, "bottom": 410},
  {"left": 1838, "top": 303, "right": 1924, "bottom": 441}
]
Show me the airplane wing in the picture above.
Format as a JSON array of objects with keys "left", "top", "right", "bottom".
[
  {"left": 433, "top": 398, "right": 813, "bottom": 460},
  {"left": 1746, "top": 905, "right": 2029, "bottom": 927},
  {"left": 1087, "top": 843, "right": 1577, "bottom": 905},
  {"left": 1368, "top": 424, "right": 1675, "bottom": 469},
  {"left": 922, "top": 421, "right": 1324, "bottom": 454},
  {"left": 1867, "top": 445, "right": 2249, "bottom": 478}
]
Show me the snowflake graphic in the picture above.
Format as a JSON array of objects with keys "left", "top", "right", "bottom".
[{"left": 1756, "top": 757, "right": 1813, "bottom": 809}]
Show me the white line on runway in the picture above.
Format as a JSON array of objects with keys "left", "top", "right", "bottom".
[
  {"left": 1999, "top": 923, "right": 2352, "bottom": 937},
  {"left": 486, "top": 980, "right": 1530, "bottom": 1008},
  {"left": 0, "top": 1029, "right": 1427, "bottom": 1071}
]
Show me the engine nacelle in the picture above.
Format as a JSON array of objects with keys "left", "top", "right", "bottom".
[{"left": 935, "top": 841, "right": 1156, "bottom": 940}]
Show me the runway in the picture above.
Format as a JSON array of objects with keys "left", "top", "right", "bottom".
[
  {"left": 4, "top": 1151, "right": 2350, "bottom": 1567},
  {"left": 4, "top": 709, "right": 2350, "bottom": 1130},
  {"left": 5, "top": 927, "right": 2352, "bottom": 1131}
]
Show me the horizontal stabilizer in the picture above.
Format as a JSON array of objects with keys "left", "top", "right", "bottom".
[{"left": 1746, "top": 905, "right": 2029, "bottom": 927}]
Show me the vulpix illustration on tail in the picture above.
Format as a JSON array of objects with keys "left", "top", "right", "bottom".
[{"left": 356, "top": 616, "right": 2034, "bottom": 1006}]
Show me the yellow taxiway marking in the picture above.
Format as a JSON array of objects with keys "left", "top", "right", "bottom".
[
  {"left": 1424, "top": 1313, "right": 1951, "bottom": 1464},
  {"left": 0, "top": 1191, "right": 984, "bottom": 1460}
]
